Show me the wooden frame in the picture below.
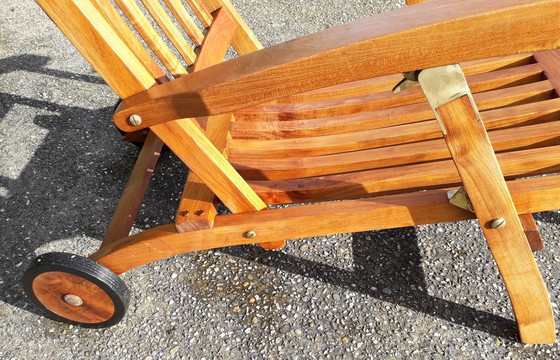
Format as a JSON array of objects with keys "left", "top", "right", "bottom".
[{"left": 32, "top": 0, "right": 560, "bottom": 344}]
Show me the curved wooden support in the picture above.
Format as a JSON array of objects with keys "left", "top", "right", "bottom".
[
  {"left": 114, "top": 0, "right": 560, "bottom": 131},
  {"left": 89, "top": 174, "right": 560, "bottom": 276}
]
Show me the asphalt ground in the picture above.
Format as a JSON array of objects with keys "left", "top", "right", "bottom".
[{"left": 1, "top": 0, "right": 559, "bottom": 359}]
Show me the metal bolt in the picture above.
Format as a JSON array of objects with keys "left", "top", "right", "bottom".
[
  {"left": 243, "top": 231, "right": 257, "bottom": 239},
  {"left": 490, "top": 218, "right": 506, "bottom": 229},
  {"left": 63, "top": 294, "right": 83, "bottom": 306},
  {"left": 128, "top": 114, "right": 142, "bottom": 126}
]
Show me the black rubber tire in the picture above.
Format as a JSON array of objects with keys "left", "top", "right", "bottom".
[{"left": 22, "top": 252, "right": 129, "bottom": 328}]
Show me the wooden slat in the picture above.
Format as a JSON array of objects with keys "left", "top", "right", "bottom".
[
  {"left": 163, "top": 0, "right": 205, "bottom": 46},
  {"left": 234, "top": 66, "right": 546, "bottom": 122},
  {"left": 230, "top": 96, "right": 560, "bottom": 141},
  {"left": 139, "top": 0, "right": 197, "bottom": 64},
  {"left": 115, "top": 0, "right": 188, "bottom": 77},
  {"left": 185, "top": 0, "right": 213, "bottom": 27},
  {"left": 101, "top": 131, "right": 164, "bottom": 246},
  {"left": 227, "top": 81, "right": 555, "bottom": 158},
  {"left": 90, "top": 174, "right": 560, "bottom": 275},
  {"left": 175, "top": 114, "right": 231, "bottom": 231},
  {"left": 534, "top": 50, "right": 560, "bottom": 95},
  {"left": 435, "top": 95, "right": 554, "bottom": 344},
  {"left": 519, "top": 213, "right": 545, "bottom": 252},
  {"left": 175, "top": 8, "right": 239, "bottom": 231},
  {"left": 150, "top": 119, "right": 267, "bottom": 213},
  {"left": 200, "top": 0, "right": 263, "bottom": 54},
  {"left": 92, "top": 0, "right": 167, "bottom": 82},
  {"left": 233, "top": 120, "right": 560, "bottom": 180},
  {"left": 279, "top": 54, "right": 536, "bottom": 103},
  {"left": 192, "top": 8, "right": 237, "bottom": 70},
  {"left": 113, "top": 0, "right": 560, "bottom": 131},
  {"left": 36, "top": 0, "right": 156, "bottom": 98},
  {"left": 248, "top": 144, "right": 560, "bottom": 205}
]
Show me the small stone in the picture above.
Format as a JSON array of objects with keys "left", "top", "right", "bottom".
[
  {"left": 341, "top": 337, "right": 349, "bottom": 343},
  {"left": 252, "top": 316, "right": 259, "bottom": 324},
  {"left": 248, "top": 297, "right": 256, "bottom": 303},
  {"left": 299, "top": 244, "right": 309, "bottom": 251},
  {"left": 382, "top": 287, "right": 392, "bottom": 295},
  {"left": 279, "top": 324, "right": 290, "bottom": 334},
  {"left": 169, "top": 346, "right": 179, "bottom": 357},
  {"left": 495, "top": 339, "right": 501, "bottom": 345},
  {"left": 232, "top": 306, "right": 241, "bottom": 313},
  {"left": 216, "top": 287, "right": 224, "bottom": 292},
  {"left": 294, "top": 329, "right": 302, "bottom": 335},
  {"left": 243, "top": 282, "right": 250, "bottom": 287},
  {"left": 145, "top": 356, "right": 153, "bottom": 360}
]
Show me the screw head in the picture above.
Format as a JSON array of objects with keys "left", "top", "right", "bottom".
[
  {"left": 243, "top": 231, "right": 257, "bottom": 239},
  {"left": 128, "top": 114, "right": 142, "bottom": 126},
  {"left": 63, "top": 294, "right": 83, "bottom": 306},
  {"left": 490, "top": 218, "right": 506, "bottom": 229}
]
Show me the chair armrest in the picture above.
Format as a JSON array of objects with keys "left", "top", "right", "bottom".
[{"left": 114, "top": 0, "right": 560, "bottom": 131}]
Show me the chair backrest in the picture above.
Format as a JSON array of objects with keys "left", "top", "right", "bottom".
[{"left": 36, "top": 0, "right": 262, "bottom": 98}]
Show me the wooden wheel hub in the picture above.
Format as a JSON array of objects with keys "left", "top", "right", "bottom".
[{"left": 32, "top": 271, "right": 115, "bottom": 324}]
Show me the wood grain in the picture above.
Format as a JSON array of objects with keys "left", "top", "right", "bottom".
[
  {"left": 150, "top": 119, "right": 267, "bottom": 213},
  {"left": 101, "top": 131, "right": 163, "bottom": 246},
  {"left": 534, "top": 50, "right": 560, "bottom": 95},
  {"left": 139, "top": 0, "right": 196, "bottom": 64},
  {"left": 519, "top": 213, "right": 545, "bottom": 252},
  {"left": 36, "top": 0, "right": 156, "bottom": 99},
  {"left": 113, "top": 0, "right": 560, "bottom": 131},
  {"left": 436, "top": 95, "right": 554, "bottom": 344},
  {"left": 248, "top": 144, "right": 560, "bottom": 205},
  {"left": 32, "top": 271, "right": 115, "bottom": 324},
  {"left": 114, "top": 0, "right": 188, "bottom": 77},
  {"left": 89, "top": 174, "right": 560, "bottom": 275},
  {"left": 163, "top": 0, "right": 205, "bottom": 46}
]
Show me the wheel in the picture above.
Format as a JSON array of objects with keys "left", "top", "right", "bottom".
[
  {"left": 22, "top": 252, "right": 129, "bottom": 328},
  {"left": 113, "top": 99, "right": 146, "bottom": 148}
]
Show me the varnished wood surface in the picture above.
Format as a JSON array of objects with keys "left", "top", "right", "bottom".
[
  {"left": 519, "top": 213, "right": 545, "bottom": 252},
  {"left": 32, "top": 271, "right": 115, "bottom": 324},
  {"left": 435, "top": 95, "right": 554, "bottom": 343},
  {"left": 89, "top": 174, "right": 560, "bottom": 275},
  {"left": 248, "top": 144, "right": 560, "bottom": 205},
  {"left": 101, "top": 131, "right": 163, "bottom": 247},
  {"left": 113, "top": 0, "right": 560, "bottom": 131},
  {"left": 534, "top": 50, "right": 560, "bottom": 95}
]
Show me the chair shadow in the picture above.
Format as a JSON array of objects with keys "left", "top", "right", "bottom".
[{"left": 218, "top": 227, "right": 519, "bottom": 341}]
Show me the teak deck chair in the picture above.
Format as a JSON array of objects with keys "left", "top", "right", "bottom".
[{"left": 22, "top": 0, "right": 560, "bottom": 344}]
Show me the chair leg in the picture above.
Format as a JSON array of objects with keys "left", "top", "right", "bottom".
[{"left": 418, "top": 65, "right": 555, "bottom": 343}]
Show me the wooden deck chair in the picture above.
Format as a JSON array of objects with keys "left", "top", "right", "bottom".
[{"left": 22, "top": 0, "right": 560, "bottom": 344}]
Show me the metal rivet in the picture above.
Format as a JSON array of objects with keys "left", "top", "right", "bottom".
[
  {"left": 128, "top": 114, "right": 142, "bottom": 126},
  {"left": 243, "top": 231, "right": 257, "bottom": 239},
  {"left": 490, "top": 218, "right": 506, "bottom": 229},
  {"left": 63, "top": 294, "right": 83, "bottom": 306},
  {"left": 195, "top": 210, "right": 205, "bottom": 216}
]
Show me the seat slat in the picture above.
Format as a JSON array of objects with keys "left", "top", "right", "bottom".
[
  {"left": 227, "top": 81, "right": 555, "bottom": 158},
  {"left": 163, "top": 0, "right": 205, "bottom": 46},
  {"left": 115, "top": 0, "right": 188, "bottom": 77},
  {"left": 248, "top": 145, "right": 560, "bottom": 205},
  {"left": 279, "top": 53, "right": 536, "bottom": 103},
  {"left": 233, "top": 120, "right": 560, "bottom": 180},
  {"left": 234, "top": 63, "right": 545, "bottom": 122},
  {"left": 139, "top": 0, "right": 197, "bottom": 65}
]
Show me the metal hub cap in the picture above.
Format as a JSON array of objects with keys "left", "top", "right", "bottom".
[{"left": 63, "top": 294, "right": 84, "bottom": 306}]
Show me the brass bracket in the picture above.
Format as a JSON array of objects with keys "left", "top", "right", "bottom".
[
  {"left": 447, "top": 187, "right": 475, "bottom": 213},
  {"left": 393, "top": 64, "right": 482, "bottom": 135}
]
